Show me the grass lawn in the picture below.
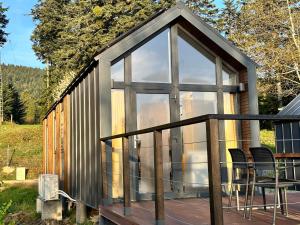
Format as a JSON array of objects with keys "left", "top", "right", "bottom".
[
  {"left": 0, "top": 124, "right": 42, "bottom": 179},
  {"left": 0, "top": 184, "right": 37, "bottom": 213},
  {"left": 0, "top": 183, "right": 39, "bottom": 224},
  {"left": 260, "top": 129, "right": 276, "bottom": 152},
  {"left": 0, "top": 183, "right": 95, "bottom": 224}
]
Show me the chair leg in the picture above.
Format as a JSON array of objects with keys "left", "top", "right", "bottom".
[
  {"left": 228, "top": 169, "right": 235, "bottom": 208},
  {"left": 243, "top": 170, "right": 249, "bottom": 218},
  {"left": 273, "top": 173, "right": 279, "bottom": 225},
  {"left": 236, "top": 188, "right": 240, "bottom": 211},
  {"left": 279, "top": 188, "right": 284, "bottom": 215},
  {"left": 229, "top": 183, "right": 233, "bottom": 208},
  {"left": 262, "top": 187, "right": 267, "bottom": 211},
  {"left": 284, "top": 187, "right": 289, "bottom": 217},
  {"left": 249, "top": 174, "right": 256, "bottom": 220}
]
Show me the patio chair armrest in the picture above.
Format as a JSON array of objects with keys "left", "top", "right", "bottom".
[{"left": 277, "top": 163, "right": 300, "bottom": 170}]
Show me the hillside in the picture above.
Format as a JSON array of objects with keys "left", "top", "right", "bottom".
[
  {"left": 1, "top": 64, "right": 45, "bottom": 124},
  {"left": 0, "top": 124, "right": 42, "bottom": 179}
]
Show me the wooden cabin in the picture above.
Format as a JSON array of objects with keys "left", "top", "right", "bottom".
[{"left": 42, "top": 2, "right": 259, "bottom": 214}]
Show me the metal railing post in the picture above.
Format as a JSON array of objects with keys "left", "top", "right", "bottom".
[
  {"left": 154, "top": 130, "right": 165, "bottom": 225},
  {"left": 122, "top": 137, "right": 131, "bottom": 215},
  {"left": 206, "top": 119, "right": 223, "bottom": 225},
  {"left": 101, "top": 141, "right": 109, "bottom": 206}
]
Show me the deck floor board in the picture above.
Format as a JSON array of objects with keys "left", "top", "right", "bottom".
[{"left": 101, "top": 192, "right": 300, "bottom": 224}]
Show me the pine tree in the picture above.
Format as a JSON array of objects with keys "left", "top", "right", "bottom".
[
  {"left": 3, "top": 78, "right": 25, "bottom": 124},
  {"left": 0, "top": 3, "right": 8, "bottom": 47},
  {"left": 185, "top": 0, "right": 219, "bottom": 27},
  {"left": 31, "top": 0, "right": 70, "bottom": 64},
  {"left": 31, "top": 0, "right": 174, "bottom": 102},
  {"left": 218, "top": 0, "right": 238, "bottom": 37},
  {"left": 32, "top": 0, "right": 223, "bottom": 104}
]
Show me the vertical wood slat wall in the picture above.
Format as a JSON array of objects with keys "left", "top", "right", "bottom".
[
  {"left": 43, "top": 63, "right": 101, "bottom": 208},
  {"left": 239, "top": 69, "right": 251, "bottom": 158},
  {"left": 55, "top": 104, "right": 61, "bottom": 178},
  {"left": 42, "top": 119, "right": 47, "bottom": 173},
  {"left": 43, "top": 96, "right": 71, "bottom": 193}
]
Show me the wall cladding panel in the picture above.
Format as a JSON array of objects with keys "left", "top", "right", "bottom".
[{"left": 70, "top": 91, "right": 76, "bottom": 198}]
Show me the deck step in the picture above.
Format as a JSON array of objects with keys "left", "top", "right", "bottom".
[{"left": 99, "top": 206, "right": 139, "bottom": 225}]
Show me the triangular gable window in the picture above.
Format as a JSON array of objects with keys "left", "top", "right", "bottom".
[
  {"left": 132, "top": 29, "right": 171, "bottom": 83},
  {"left": 178, "top": 32, "right": 216, "bottom": 85}
]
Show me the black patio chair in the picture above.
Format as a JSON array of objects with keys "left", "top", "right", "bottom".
[
  {"left": 228, "top": 148, "right": 250, "bottom": 218},
  {"left": 249, "top": 147, "right": 296, "bottom": 225}
]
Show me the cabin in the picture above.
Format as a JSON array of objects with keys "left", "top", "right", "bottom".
[
  {"left": 42, "top": 2, "right": 264, "bottom": 224},
  {"left": 276, "top": 95, "right": 300, "bottom": 188}
]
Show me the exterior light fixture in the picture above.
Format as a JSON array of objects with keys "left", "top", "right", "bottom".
[{"left": 239, "top": 83, "right": 246, "bottom": 92}]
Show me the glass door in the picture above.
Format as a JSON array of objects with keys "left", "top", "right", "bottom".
[
  {"left": 136, "top": 94, "right": 171, "bottom": 194},
  {"left": 180, "top": 92, "right": 218, "bottom": 191}
]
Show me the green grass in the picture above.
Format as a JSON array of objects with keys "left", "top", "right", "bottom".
[
  {"left": 260, "top": 129, "right": 276, "bottom": 152},
  {"left": 0, "top": 185, "right": 37, "bottom": 213},
  {"left": 0, "top": 124, "right": 42, "bottom": 179}
]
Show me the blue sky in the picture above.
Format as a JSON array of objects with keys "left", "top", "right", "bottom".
[
  {"left": 1, "top": 0, "right": 224, "bottom": 69},
  {"left": 2, "top": 0, "right": 44, "bottom": 68}
]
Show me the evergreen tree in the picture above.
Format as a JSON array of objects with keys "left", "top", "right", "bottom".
[
  {"left": 31, "top": 0, "right": 173, "bottom": 103},
  {"left": 218, "top": 0, "right": 238, "bottom": 36},
  {"left": 185, "top": 0, "right": 219, "bottom": 27},
  {"left": 0, "top": 3, "right": 8, "bottom": 46},
  {"left": 3, "top": 78, "right": 26, "bottom": 124},
  {"left": 31, "top": 0, "right": 223, "bottom": 105},
  {"left": 1, "top": 64, "right": 45, "bottom": 123},
  {"left": 31, "top": 0, "right": 69, "bottom": 63}
]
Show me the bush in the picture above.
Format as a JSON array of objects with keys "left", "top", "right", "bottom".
[{"left": 0, "top": 200, "right": 12, "bottom": 224}]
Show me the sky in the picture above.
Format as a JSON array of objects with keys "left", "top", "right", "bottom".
[
  {"left": 1, "top": 0, "right": 44, "bottom": 68},
  {"left": 0, "top": 0, "right": 224, "bottom": 69}
]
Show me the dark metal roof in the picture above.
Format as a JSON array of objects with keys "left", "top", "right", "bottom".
[{"left": 278, "top": 94, "right": 300, "bottom": 116}]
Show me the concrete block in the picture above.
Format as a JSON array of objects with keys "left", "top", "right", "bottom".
[
  {"left": 41, "top": 199, "right": 62, "bottom": 221},
  {"left": 16, "top": 167, "right": 26, "bottom": 180},
  {"left": 36, "top": 198, "right": 42, "bottom": 213},
  {"left": 76, "top": 201, "right": 87, "bottom": 224}
]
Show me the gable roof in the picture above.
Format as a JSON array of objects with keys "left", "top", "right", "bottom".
[
  {"left": 278, "top": 95, "right": 300, "bottom": 116},
  {"left": 44, "top": 2, "right": 257, "bottom": 119},
  {"left": 96, "top": 2, "right": 257, "bottom": 67}
]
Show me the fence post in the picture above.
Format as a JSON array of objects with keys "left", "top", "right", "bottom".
[
  {"left": 206, "top": 119, "right": 223, "bottom": 225},
  {"left": 154, "top": 130, "right": 164, "bottom": 225},
  {"left": 101, "top": 141, "right": 109, "bottom": 206},
  {"left": 122, "top": 137, "right": 131, "bottom": 215}
]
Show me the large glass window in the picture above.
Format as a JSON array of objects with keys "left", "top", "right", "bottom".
[
  {"left": 132, "top": 29, "right": 171, "bottom": 83},
  {"left": 223, "top": 67, "right": 237, "bottom": 85},
  {"left": 136, "top": 94, "right": 171, "bottom": 193},
  {"left": 223, "top": 93, "right": 238, "bottom": 189},
  {"left": 180, "top": 92, "right": 217, "bottom": 189},
  {"left": 111, "top": 59, "right": 124, "bottom": 82},
  {"left": 111, "top": 89, "right": 125, "bottom": 198},
  {"left": 178, "top": 35, "right": 216, "bottom": 84}
]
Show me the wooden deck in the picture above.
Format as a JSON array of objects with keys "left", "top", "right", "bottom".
[{"left": 100, "top": 192, "right": 300, "bottom": 225}]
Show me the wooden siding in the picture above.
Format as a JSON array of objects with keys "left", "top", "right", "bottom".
[
  {"left": 63, "top": 95, "right": 70, "bottom": 193},
  {"left": 239, "top": 69, "right": 251, "bottom": 157},
  {"left": 43, "top": 64, "right": 101, "bottom": 208},
  {"left": 42, "top": 97, "right": 72, "bottom": 193},
  {"left": 48, "top": 111, "right": 54, "bottom": 174}
]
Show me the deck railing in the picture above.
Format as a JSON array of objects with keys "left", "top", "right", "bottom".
[{"left": 99, "top": 114, "right": 300, "bottom": 225}]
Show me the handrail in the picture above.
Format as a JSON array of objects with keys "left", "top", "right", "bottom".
[
  {"left": 99, "top": 114, "right": 300, "bottom": 225},
  {"left": 100, "top": 114, "right": 300, "bottom": 141}
]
